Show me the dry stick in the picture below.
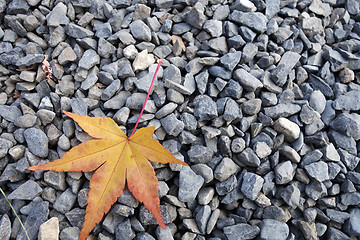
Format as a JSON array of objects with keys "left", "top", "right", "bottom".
[
  {"left": 129, "top": 59, "right": 162, "bottom": 138},
  {"left": 0, "top": 187, "right": 31, "bottom": 240}
]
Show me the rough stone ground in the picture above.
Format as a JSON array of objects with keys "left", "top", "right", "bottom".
[{"left": 0, "top": 0, "right": 360, "bottom": 240}]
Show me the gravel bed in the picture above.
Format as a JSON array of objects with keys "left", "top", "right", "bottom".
[{"left": 0, "top": 0, "right": 360, "bottom": 240}]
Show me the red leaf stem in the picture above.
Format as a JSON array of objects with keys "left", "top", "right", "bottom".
[{"left": 129, "top": 59, "right": 162, "bottom": 137}]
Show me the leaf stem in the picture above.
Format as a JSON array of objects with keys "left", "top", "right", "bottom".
[{"left": 129, "top": 59, "right": 162, "bottom": 138}]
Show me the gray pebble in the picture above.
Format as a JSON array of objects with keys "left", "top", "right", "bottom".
[
  {"left": 115, "top": 219, "right": 135, "bottom": 240},
  {"left": 78, "top": 49, "right": 100, "bottom": 70},
  {"left": 188, "top": 145, "right": 214, "bottom": 164},
  {"left": 0, "top": 105, "right": 22, "bottom": 122},
  {"left": 241, "top": 172, "right": 264, "bottom": 201},
  {"left": 18, "top": 197, "right": 49, "bottom": 240},
  {"left": 44, "top": 171, "right": 66, "bottom": 191},
  {"left": 129, "top": 20, "right": 151, "bottom": 41},
  {"left": 24, "top": 128, "right": 48, "bottom": 158},
  {"left": 214, "top": 158, "right": 239, "bottom": 182},
  {"left": 233, "top": 68, "right": 263, "bottom": 92},
  {"left": 178, "top": 166, "right": 204, "bottom": 202},
  {"left": 0, "top": 214, "right": 11, "bottom": 240},
  {"left": 7, "top": 180, "right": 42, "bottom": 200},
  {"left": 309, "top": 90, "right": 326, "bottom": 114},
  {"left": 195, "top": 205, "right": 211, "bottom": 234},
  {"left": 160, "top": 113, "right": 184, "bottom": 137},
  {"left": 223, "top": 223, "right": 260, "bottom": 240},
  {"left": 192, "top": 164, "right": 214, "bottom": 184},
  {"left": 275, "top": 161, "right": 295, "bottom": 185},
  {"left": 235, "top": 148, "right": 260, "bottom": 167},
  {"left": 281, "top": 184, "right": 302, "bottom": 208},
  {"left": 53, "top": 189, "right": 77, "bottom": 214},
  {"left": 60, "top": 227, "right": 80, "bottom": 240},
  {"left": 259, "top": 219, "right": 289, "bottom": 240},
  {"left": 344, "top": 208, "right": 360, "bottom": 236},
  {"left": 193, "top": 95, "right": 218, "bottom": 121}
]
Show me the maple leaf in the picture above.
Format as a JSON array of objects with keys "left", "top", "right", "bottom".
[
  {"left": 29, "top": 111, "right": 188, "bottom": 239},
  {"left": 29, "top": 60, "right": 188, "bottom": 240}
]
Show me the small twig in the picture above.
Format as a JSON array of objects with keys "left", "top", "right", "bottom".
[
  {"left": 0, "top": 187, "right": 31, "bottom": 240},
  {"left": 129, "top": 59, "right": 162, "bottom": 138}
]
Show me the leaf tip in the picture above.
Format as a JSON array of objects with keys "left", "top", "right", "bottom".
[{"left": 27, "top": 166, "right": 36, "bottom": 171}]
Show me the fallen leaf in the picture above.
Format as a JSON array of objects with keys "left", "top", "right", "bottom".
[
  {"left": 29, "top": 111, "right": 188, "bottom": 240},
  {"left": 41, "top": 54, "right": 53, "bottom": 82}
]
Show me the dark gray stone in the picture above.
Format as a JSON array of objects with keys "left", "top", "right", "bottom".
[
  {"left": 341, "top": 192, "right": 360, "bottom": 206},
  {"left": 304, "top": 161, "right": 329, "bottom": 182},
  {"left": 338, "top": 149, "right": 360, "bottom": 171},
  {"left": 0, "top": 214, "right": 11, "bottom": 240},
  {"left": 46, "top": 2, "right": 70, "bottom": 27},
  {"left": 271, "top": 52, "right": 301, "bottom": 87},
  {"left": 7, "top": 180, "right": 42, "bottom": 200},
  {"left": 308, "top": 74, "right": 334, "bottom": 98},
  {"left": 229, "top": 10, "right": 267, "bottom": 33},
  {"left": 7, "top": 0, "right": 29, "bottom": 14},
  {"left": 53, "top": 189, "right": 77, "bottom": 214},
  {"left": 193, "top": 95, "right": 218, "bottom": 121},
  {"left": 138, "top": 205, "right": 171, "bottom": 226},
  {"left": 115, "top": 219, "right": 135, "bottom": 240},
  {"left": 95, "top": 22, "right": 112, "bottom": 39},
  {"left": 219, "top": 80, "right": 243, "bottom": 99},
  {"left": 259, "top": 219, "right": 289, "bottom": 240},
  {"left": 16, "top": 54, "right": 44, "bottom": 68},
  {"left": 326, "top": 209, "right": 350, "bottom": 224},
  {"left": 65, "top": 23, "right": 94, "bottom": 38},
  {"left": 330, "top": 113, "right": 360, "bottom": 140},
  {"left": 17, "top": 197, "right": 49, "bottom": 240},
  {"left": 203, "top": 20, "right": 223, "bottom": 38},
  {"left": 160, "top": 113, "right": 184, "bottom": 137},
  {"left": 235, "top": 148, "right": 261, "bottom": 167},
  {"left": 24, "top": 128, "right": 48, "bottom": 158},
  {"left": 78, "top": 49, "right": 100, "bottom": 70},
  {"left": 0, "top": 47, "right": 23, "bottom": 66},
  {"left": 234, "top": 68, "right": 263, "bottom": 92},
  {"left": 223, "top": 223, "right": 260, "bottom": 240},
  {"left": 329, "top": 130, "right": 357, "bottom": 155},
  {"left": 217, "top": 175, "right": 241, "bottom": 199},
  {"left": 65, "top": 208, "right": 85, "bottom": 228},
  {"left": 305, "top": 181, "right": 327, "bottom": 201},
  {"left": 323, "top": 49, "right": 348, "bottom": 72},
  {"left": 129, "top": 20, "right": 151, "bottom": 41},
  {"left": 0, "top": 105, "right": 22, "bottom": 122},
  {"left": 98, "top": 38, "right": 116, "bottom": 58},
  {"left": 214, "top": 158, "right": 239, "bottom": 182},
  {"left": 264, "top": 104, "right": 301, "bottom": 118},
  {"left": 344, "top": 208, "right": 360, "bottom": 236},
  {"left": 223, "top": 98, "right": 242, "bottom": 122},
  {"left": 59, "top": 227, "right": 80, "bottom": 240},
  {"left": 241, "top": 172, "right": 264, "bottom": 201},
  {"left": 185, "top": 7, "right": 206, "bottom": 29},
  {"left": 44, "top": 171, "right": 66, "bottom": 191},
  {"left": 262, "top": 206, "right": 288, "bottom": 222},
  {"left": 326, "top": 227, "right": 351, "bottom": 240},
  {"left": 195, "top": 70, "right": 209, "bottom": 95},
  {"left": 275, "top": 161, "right": 295, "bottom": 185},
  {"left": 188, "top": 145, "right": 214, "bottom": 164},
  {"left": 136, "top": 232, "right": 156, "bottom": 240},
  {"left": 195, "top": 205, "right": 211, "bottom": 234},
  {"left": 178, "top": 166, "right": 204, "bottom": 202},
  {"left": 281, "top": 184, "right": 302, "bottom": 208},
  {"left": 333, "top": 91, "right": 360, "bottom": 111},
  {"left": 208, "top": 66, "right": 232, "bottom": 80},
  {"left": 155, "top": 227, "right": 173, "bottom": 240}
]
